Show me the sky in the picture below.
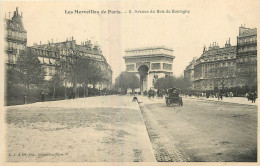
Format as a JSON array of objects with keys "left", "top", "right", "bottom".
[{"left": 2, "top": 0, "right": 259, "bottom": 81}]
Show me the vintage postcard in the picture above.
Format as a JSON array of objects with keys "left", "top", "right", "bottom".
[{"left": 1, "top": 0, "right": 259, "bottom": 166}]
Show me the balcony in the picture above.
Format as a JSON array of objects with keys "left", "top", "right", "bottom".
[
  {"left": 5, "top": 47, "right": 14, "bottom": 52},
  {"left": 237, "top": 50, "right": 257, "bottom": 56},
  {"left": 5, "top": 47, "right": 25, "bottom": 55},
  {"left": 6, "top": 35, "right": 27, "bottom": 43},
  {"left": 237, "top": 41, "right": 257, "bottom": 46}
]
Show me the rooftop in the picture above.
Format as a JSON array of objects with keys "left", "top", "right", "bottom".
[{"left": 125, "top": 46, "right": 173, "bottom": 52}]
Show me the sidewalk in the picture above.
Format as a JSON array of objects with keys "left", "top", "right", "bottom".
[
  {"left": 133, "top": 95, "right": 258, "bottom": 106},
  {"left": 5, "top": 95, "right": 156, "bottom": 162},
  {"left": 184, "top": 96, "right": 258, "bottom": 106}
]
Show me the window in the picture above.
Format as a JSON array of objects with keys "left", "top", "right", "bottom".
[
  {"left": 43, "top": 67, "right": 47, "bottom": 74},
  {"left": 49, "top": 67, "right": 53, "bottom": 76}
]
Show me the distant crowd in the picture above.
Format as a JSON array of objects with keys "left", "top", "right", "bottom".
[{"left": 185, "top": 91, "right": 257, "bottom": 103}]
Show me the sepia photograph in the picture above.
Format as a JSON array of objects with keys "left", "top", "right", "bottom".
[{"left": 1, "top": 0, "right": 259, "bottom": 165}]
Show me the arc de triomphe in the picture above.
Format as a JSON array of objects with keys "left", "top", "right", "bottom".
[{"left": 123, "top": 46, "right": 175, "bottom": 93}]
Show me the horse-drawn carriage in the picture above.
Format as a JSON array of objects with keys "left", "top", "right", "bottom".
[
  {"left": 247, "top": 92, "right": 257, "bottom": 103},
  {"left": 165, "top": 88, "right": 183, "bottom": 106},
  {"left": 148, "top": 89, "right": 156, "bottom": 99}
]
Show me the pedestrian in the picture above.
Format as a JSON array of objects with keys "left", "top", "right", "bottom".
[
  {"left": 41, "top": 90, "right": 45, "bottom": 102},
  {"left": 249, "top": 92, "right": 256, "bottom": 103},
  {"left": 246, "top": 93, "right": 249, "bottom": 101},
  {"left": 72, "top": 91, "right": 75, "bottom": 99},
  {"left": 230, "top": 92, "right": 233, "bottom": 98}
]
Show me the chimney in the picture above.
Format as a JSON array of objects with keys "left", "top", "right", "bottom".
[
  {"left": 40, "top": 41, "right": 41, "bottom": 44},
  {"left": 203, "top": 45, "right": 206, "bottom": 53},
  {"left": 9, "top": 12, "right": 10, "bottom": 19},
  {"left": 52, "top": 39, "right": 53, "bottom": 43},
  {"left": 72, "top": 36, "right": 74, "bottom": 41}
]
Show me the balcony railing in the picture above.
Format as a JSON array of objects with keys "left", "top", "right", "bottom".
[
  {"left": 5, "top": 47, "right": 25, "bottom": 54},
  {"left": 237, "top": 50, "right": 257, "bottom": 55},
  {"left": 237, "top": 41, "right": 257, "bottom": 46},
  {"left": 6, "top": 35, "right": 27, "bottom": 43}
]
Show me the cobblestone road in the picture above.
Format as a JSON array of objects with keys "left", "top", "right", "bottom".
[
  {"left": 4, "top": 95, "right": 257, "bottom": 162},
  {"left": 139, "top": 96, "right": 257, "bottom": 162}
]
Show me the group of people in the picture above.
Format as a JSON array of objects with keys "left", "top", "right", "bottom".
[
  {"left": 246, "top": 92, "right": 257, "bottom": 103},
  {"left": 143, "top": 89, "right": 164, "bottom": 99},
  {"left": 186, "top": 90, "right": 257, "bottom": 103}
]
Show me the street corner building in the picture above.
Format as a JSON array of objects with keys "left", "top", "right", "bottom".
[
  {"left": 236, "top": 26, "right": 257, "bottom": 87},
  {"left": 123, "top": 46, "right": 175, "bottom": 93},
  {"left": 184, "top": 25, "right": 257, "bottom": 91},
  {"left": 3, "top": 7, "right": 113, "bottom": 90},
  {"left": 4, "top": 7, "right": 27, "bottom": 68}
]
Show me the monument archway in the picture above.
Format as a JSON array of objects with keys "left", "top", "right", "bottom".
[
  {"left": 138, "top": 65, "right": 149, "bottom": 93},
  {"left": 124, "top": 46, "right": 175, "bottom": 94}
]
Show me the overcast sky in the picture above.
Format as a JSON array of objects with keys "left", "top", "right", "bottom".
[{"left": 2, "top": 0, "right": 259, "bottom": 81}]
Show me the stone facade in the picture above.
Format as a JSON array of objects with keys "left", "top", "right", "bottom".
[
  {"left": 124, "top": 46, "right": 175, "bottom": 93},
  {"left": 185, "top": 26, "right": 257, "bottom": 92},
  {"left": 193, "top": 40, "right": 237, "bottom": 91},
  {"left": 32, "top": 39, "right": 113, "bottom": 89},
  {"left": 4, "top": 7, "right": 112, "bottom": 90},
  {"left": 4, "top": 7, "right": 27, "bottom": 68},
  {"left": 184, "top": 57, "right": 197, "bottom": 90},
  {"left": 27, "top": 45, "right": 60, "bottom": 80},
  {"left": 236, "top": 26, "right": 257, "bottom": 87}
]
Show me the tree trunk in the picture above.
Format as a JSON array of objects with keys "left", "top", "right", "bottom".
[
  {"left": 132, "top": 88, "right": 135, "bottom": 94},
  {"left": 64, "top": 81, "right": 67, "bottom": 99},
  {"left": 86, "top": 84, "right": 89, "bottom": 97},
  {"left": 53, "top": 82, "right": 56, "bottom": 100},
  {"left": 73, "top": 74, "right": 77, "bottom": 98},
  {"left": 77, "top": 87, "right": 80, "bottom": 98},
  {"left": 24, "top": 83, "right": 27, "bottom": 104},
  {"left": 85, "top": 81, "right": 89, "bottom": 97},
  {"left": 83, "top": 84, "right": 86, "bottom": 98}
]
